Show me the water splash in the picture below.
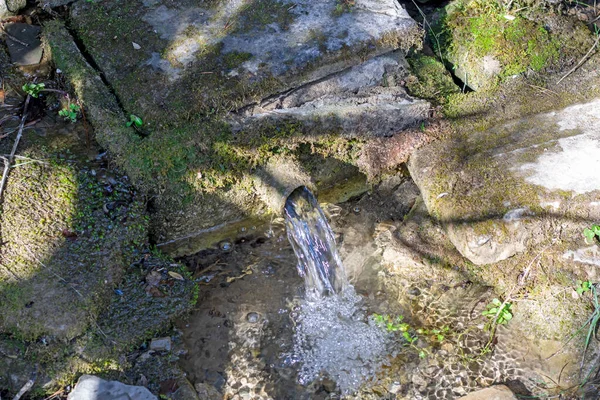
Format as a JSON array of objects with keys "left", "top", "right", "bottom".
[
  {"left": 284, "top": 186, "right": 392, "bottom": 394},
  {"left": 284, "top": 186, "right": 348, "bottom": 300}
]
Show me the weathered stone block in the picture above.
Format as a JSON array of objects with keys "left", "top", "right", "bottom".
[{"left": 409, "top": 98, "right": 600, "bottom": 265}]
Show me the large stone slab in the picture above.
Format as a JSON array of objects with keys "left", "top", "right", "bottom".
[
  {"left": 69, "top": 0, "right": 421, "bottom": 122},
  {"left": 409, "top": 98, "right": 600, "bottom": 265},
  {"left": 0, "top": 112, "right": 147, "bottom": 340},
  {"left": 47, "top": 2, "right": 427, "bottom": 254}
]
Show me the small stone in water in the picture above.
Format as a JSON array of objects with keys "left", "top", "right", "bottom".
[
  {"left": 240, "top": 227, "right": 247, "bottom": 233},
  {"left": 246, "top": 312, "right": 260, "bottom": 323},
  {"left": 219, "top": 241, "right": 232, "bottom": 251}
]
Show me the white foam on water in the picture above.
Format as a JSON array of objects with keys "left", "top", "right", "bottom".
[{"left": 289, "top": 288, "right": 393, "bottom": 394}]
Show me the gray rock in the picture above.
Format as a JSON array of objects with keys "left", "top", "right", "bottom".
[
  {"left": 67, "top": 375, "right": 157, "bottom": 400},
  {"left": 458, "top": 385, "right": 517, "bottom": 400},
  {"left": 39, "top": 0, "right": 72, "bottom": 8},
  {"left": 150, "top": 337, "right": 172, "bottom": 352},
  {"left": 0, "top": 0, "right": 25, "bottom": 18},
  {"left": 5, "top": 23, "right": 43, "bottom": 66},
  {"left": 409, "top": 98, "right": 600, "bottom": 265},
  {"left": 195, "top": 382, "right": 221, "bottom": 400}
]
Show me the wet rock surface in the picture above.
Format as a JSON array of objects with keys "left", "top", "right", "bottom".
[
  {"left": 4, "top": 23, "right": 43, "bottom": 65},
  {"left": 457, "top": 385, "right": 517, "bottom": 400}
]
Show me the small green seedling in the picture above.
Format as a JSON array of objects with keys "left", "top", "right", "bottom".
[
  {"left": 482, "top": 298, "right": 512, "bottom": 326},
  {"left": 418, "top": 326, "right": 450, "bottom": 343},
  {"left": 577, "top": 280, "right": 593, "bottom": 296},
  {"left": 126, "top": 114, "right": 143, "bottom": 128},
  {"left": 333, "top": 0, "right": 355, "bottom": 15},
  {"left": 584, "top": 224, "right": 600, "bottom": 243},
  {"left": 22, "top": 82, "right": 45, "bottom": 98},
  {"left": 373, "top": 313, "right": 410, "bottom": 332},
  {"left": 58, "top": 103, "right": 81, "bottom": 123}
]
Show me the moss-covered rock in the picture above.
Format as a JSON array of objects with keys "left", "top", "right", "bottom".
[
  {"left": 44, "top": 15, "right": 428, "bottom": 254},
  {"left": 409, "top": 98, "right": 600, "bottom": 265},
  {"left": 437, "top": 0, "right": 593, "bottom": 90},
  {"left": 406, "top": 54, "right": 461, "bottom": 103},
  {"left": 0, "top": 123, "right": 147, "bottom": 341}
]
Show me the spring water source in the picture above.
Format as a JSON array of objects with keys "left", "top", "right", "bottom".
[{"left": 283, "top": 186, "right": 393, "bottom": 393}]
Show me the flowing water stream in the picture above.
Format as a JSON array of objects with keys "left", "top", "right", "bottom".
[
  {"left": 177, "top": 180, "right": 592, "bottom": 399},
  {"left": 284, "top": 186, "right": 393, "bottom": 393}
]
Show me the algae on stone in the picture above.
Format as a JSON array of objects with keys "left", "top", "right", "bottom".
[{"left": 436, "top": 0, "right": 592, "bottom": 90}]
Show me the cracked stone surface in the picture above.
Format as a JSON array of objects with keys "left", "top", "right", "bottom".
[{"left": 69, "top": 0, "right": 421, "bottom": 122}]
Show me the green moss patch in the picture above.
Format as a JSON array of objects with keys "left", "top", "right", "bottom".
[
  {"left": 436, "top": 0, "right": 592, "bottom": 90},
  {"left": 232, "top": 0, "right": 296, "bottom": 33},
  {"left": 406, "top": 54, "right": 460, "bottom": 104}
]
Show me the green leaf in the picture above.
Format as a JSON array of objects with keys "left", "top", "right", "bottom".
[
  {"left": 585, "top": 228, "right": 596, "bottom": 241},
  {"left": 128, "top": 114, "right": 143, "bottom": 128},
  {"left": 437, "top": 334, "right": 444, "bottom": 342},
  {"left": 419, "top": 350, "right": 427, "bottom": 358}
]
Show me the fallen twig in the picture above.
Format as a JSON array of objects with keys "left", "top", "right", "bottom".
[
  {"left": 12, "top": 377, "right": 35, "bottom": 400},
  {"left": 411, "top": 0, "right": 444, "bottom": 63},
  {"left": 0, "top": 94, "right": 30, "bottom": 200},
  {"left": 557, "top": 35, "right": 600, "bottom": 85},
  {"left": 0, "top": 30, "right": 28, "bottom": 48}
]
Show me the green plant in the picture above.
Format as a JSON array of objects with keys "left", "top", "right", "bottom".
[
  {"left": 373, "top": 313, "right": 410, "bottom": 332},
  {"left": 333, "top": 0, "right": 355, "bottom": 16},
  {"left": 58, "top": 103, "right": 81, "bottom": 123},
  {"left": 577, "top": 280, "right": 593, "bottom": 296},
  {"left": 584, "top": 224, "right": 600, "bottom": 243},
  {"left": 482, "top": 298, "right": 513, "bottom": 326},
  {"left": 373, "top": 313, "right": 440, "bottom": 358},
  {"left": 22, "top": 82, "right": 45, "bottom": 98},
  {"left": 126, "top": 114, "right": 143, "bottom": 128},
  {"left": 417, "top": 326, "right": 450, "bottom": 343}
]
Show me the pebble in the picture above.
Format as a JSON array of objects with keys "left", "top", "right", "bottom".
[
  {"left": 388, "top": 382, "right": 402, "bottom": 394},
  {"left": 246, "top": 312, "right": 260, "bottom": 323},
  {"left": 220, "top": 241, "right": 232, "bottom": 251},
  {"left": 149, "top": 337, "right": 172, "bottom": 352}
]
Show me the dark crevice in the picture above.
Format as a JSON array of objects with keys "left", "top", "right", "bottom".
[
  {"left": 447, "top": 65, "right": 475, "bottom": 93},
  {"left": 234, "top": 48, "right": 408, "bottom": 116},
  {"left": 61, "top": 17, "right": 146, "bottom": 136}
]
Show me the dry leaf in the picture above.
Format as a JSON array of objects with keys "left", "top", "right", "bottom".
[
  {"left": 145, "top": 270, "right": 162, "bottom": 286},
  {"left": 146, "top": 286, "right": 166, "bottom": 297},
  {"left": 168, "top": 271, "right": 185, "bottom": 281}
]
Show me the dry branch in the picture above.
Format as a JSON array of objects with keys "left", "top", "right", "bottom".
[{"left": 0, "top": 94, "right": 30, "bottom": 201}]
